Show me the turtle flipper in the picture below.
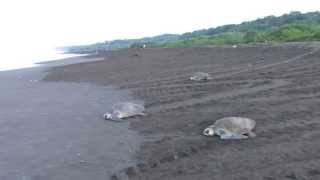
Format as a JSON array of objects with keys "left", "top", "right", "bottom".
[
  {"left": 220, "top": 132, "right": 249, "bottom": 140},
  {"left": 247, "top": 131, "right": 256, "bottom": 138},
  {"left": 109, "top": 116, "right": 125, "bottom": 122},
  {"left": 138, "top": 112, "right": 146, "bottom": 116}
]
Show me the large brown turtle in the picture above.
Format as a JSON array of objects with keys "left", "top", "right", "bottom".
[
  {"left": 203, "top": 117, "right": 256, "bottom": 139},
  {"left": 103, "top": 102, "right": 145, "bottom": 122}
]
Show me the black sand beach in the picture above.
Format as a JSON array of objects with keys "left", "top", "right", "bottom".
[
  {"left": 0, "top": 57, "right": 142, "bottom": 180},
  {"left": 45, "top": 43, "right": 320, "bottom": 180},
  {"left": 2, "top": 43, "right": 320, "bottom": 180}
]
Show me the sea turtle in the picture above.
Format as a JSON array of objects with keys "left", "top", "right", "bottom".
[
  {"left": 190, "top": 72, "right": 212, "bottom": 81},
  {"left": 203, "top": 117, "right": 256, "bottom": 139},
  {"left": 103, "top": 102, "right": 145, "bottom": 122}
]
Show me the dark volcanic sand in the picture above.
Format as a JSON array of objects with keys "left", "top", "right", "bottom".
[
  {"left": 0, "top": 57, "right": 142, "bottom": 180},
  {"left": 45, "top": 43, "right": 320, "bottom": 180}
]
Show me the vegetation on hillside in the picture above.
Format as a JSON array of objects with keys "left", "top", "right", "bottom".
[
  {"left": 159, "top": 24, "right": 320, "bottom": 47},
  {"left": 63, "top": 34, "right": 180, "bottom": 54},
  {"left": 63, "top": 11, "right": 320, "bottom": 53}
]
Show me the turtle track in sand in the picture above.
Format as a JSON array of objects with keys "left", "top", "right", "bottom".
[
  {"left": 117, "top": 46, "right": 320, "bottom": 180},
  {"left": 120, "top": 46, "right": 319, "bottom": 90},
  {"left": 44, "top": 44, "right": 320, "bottom": 180},
  {"left": 148, "top": 79, "right": 290, "bottom": 113},
  {"left": 140, "top": 47, "right": 320, "bottom": 112}
]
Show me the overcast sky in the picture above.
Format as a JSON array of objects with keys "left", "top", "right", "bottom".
[{"left": 0, "top": 0, "right": 319, "bottom": 48}]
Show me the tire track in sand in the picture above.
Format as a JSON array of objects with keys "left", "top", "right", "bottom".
[
  {"left": 125, "top": 47, "right": 319, "bottom": 90},
  {"left": 209, "top": 47, "right": 320, "bottom": 80},
  {"left": 149, "top": 79, "right": 290, "bottom": 112},
  {"left": 148, "top": 48, "right": 319, "bottom": 112}
]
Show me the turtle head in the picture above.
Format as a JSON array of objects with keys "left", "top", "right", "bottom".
[
  {"left": 203, "top": 127, "right": 215, "bottom": 136},
  {"left": 104, "top": 111, "right": 123, "bottom": 121},
  {"left": 103, "top": 113, "right": 113, "bottom": 120}
]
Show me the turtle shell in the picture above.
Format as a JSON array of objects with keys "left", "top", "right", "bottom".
[
  {"left": 111, "top": 102, "right": 145, "bottom": 119},
  {"left": 204, "top": 117, "right": 256, "bottom": 139},
  {"left": 190, "top": 72, "right": 212, "bottom": 81}
]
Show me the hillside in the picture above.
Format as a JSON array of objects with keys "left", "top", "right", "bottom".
[
  {"left": 64, "top": 11, "right": 320, "bottom": 53},
  {"left": 63, "top": 34, "right": 180, "bottom": 54}
]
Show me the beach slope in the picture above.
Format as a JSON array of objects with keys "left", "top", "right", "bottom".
[{"left": 45, "top": 43, "right": 320, "bottom": 180}]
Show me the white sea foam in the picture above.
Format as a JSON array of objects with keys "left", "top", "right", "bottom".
[{"left": 0, "top": 46, "right": 80, "bottom": 71}]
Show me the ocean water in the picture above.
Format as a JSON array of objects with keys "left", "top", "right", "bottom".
[{"left": 0, "top": 46, "right": 81, "bottom": 71}]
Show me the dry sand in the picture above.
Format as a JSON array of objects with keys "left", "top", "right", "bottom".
[{"left": 45, "top": 43, "right": 320, "bottom": 180}]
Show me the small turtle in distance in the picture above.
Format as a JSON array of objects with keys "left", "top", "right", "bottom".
[{"left": 190, "top": 72, "right": 212, "bottom": 81}]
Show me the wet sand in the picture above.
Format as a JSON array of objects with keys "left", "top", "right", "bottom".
[
  {"left": 45, "top": 43, "right": 320, "bottom": 180},
  {"left": 0, "top": 57, "right": 142, "bottom": 180}
]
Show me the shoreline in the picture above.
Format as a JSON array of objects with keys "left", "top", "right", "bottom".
[
  {"left": 45, "top": 43, "right": 320, "bottom": 180},
  {"left": 0, "top": 51, "right": 92, "bottom": 72},
  {"left": 0, "top": 55, "right": 143, "bottom": 180},
  {"left": 35, "top": 54, "right": 90, "bottom": 65}
]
